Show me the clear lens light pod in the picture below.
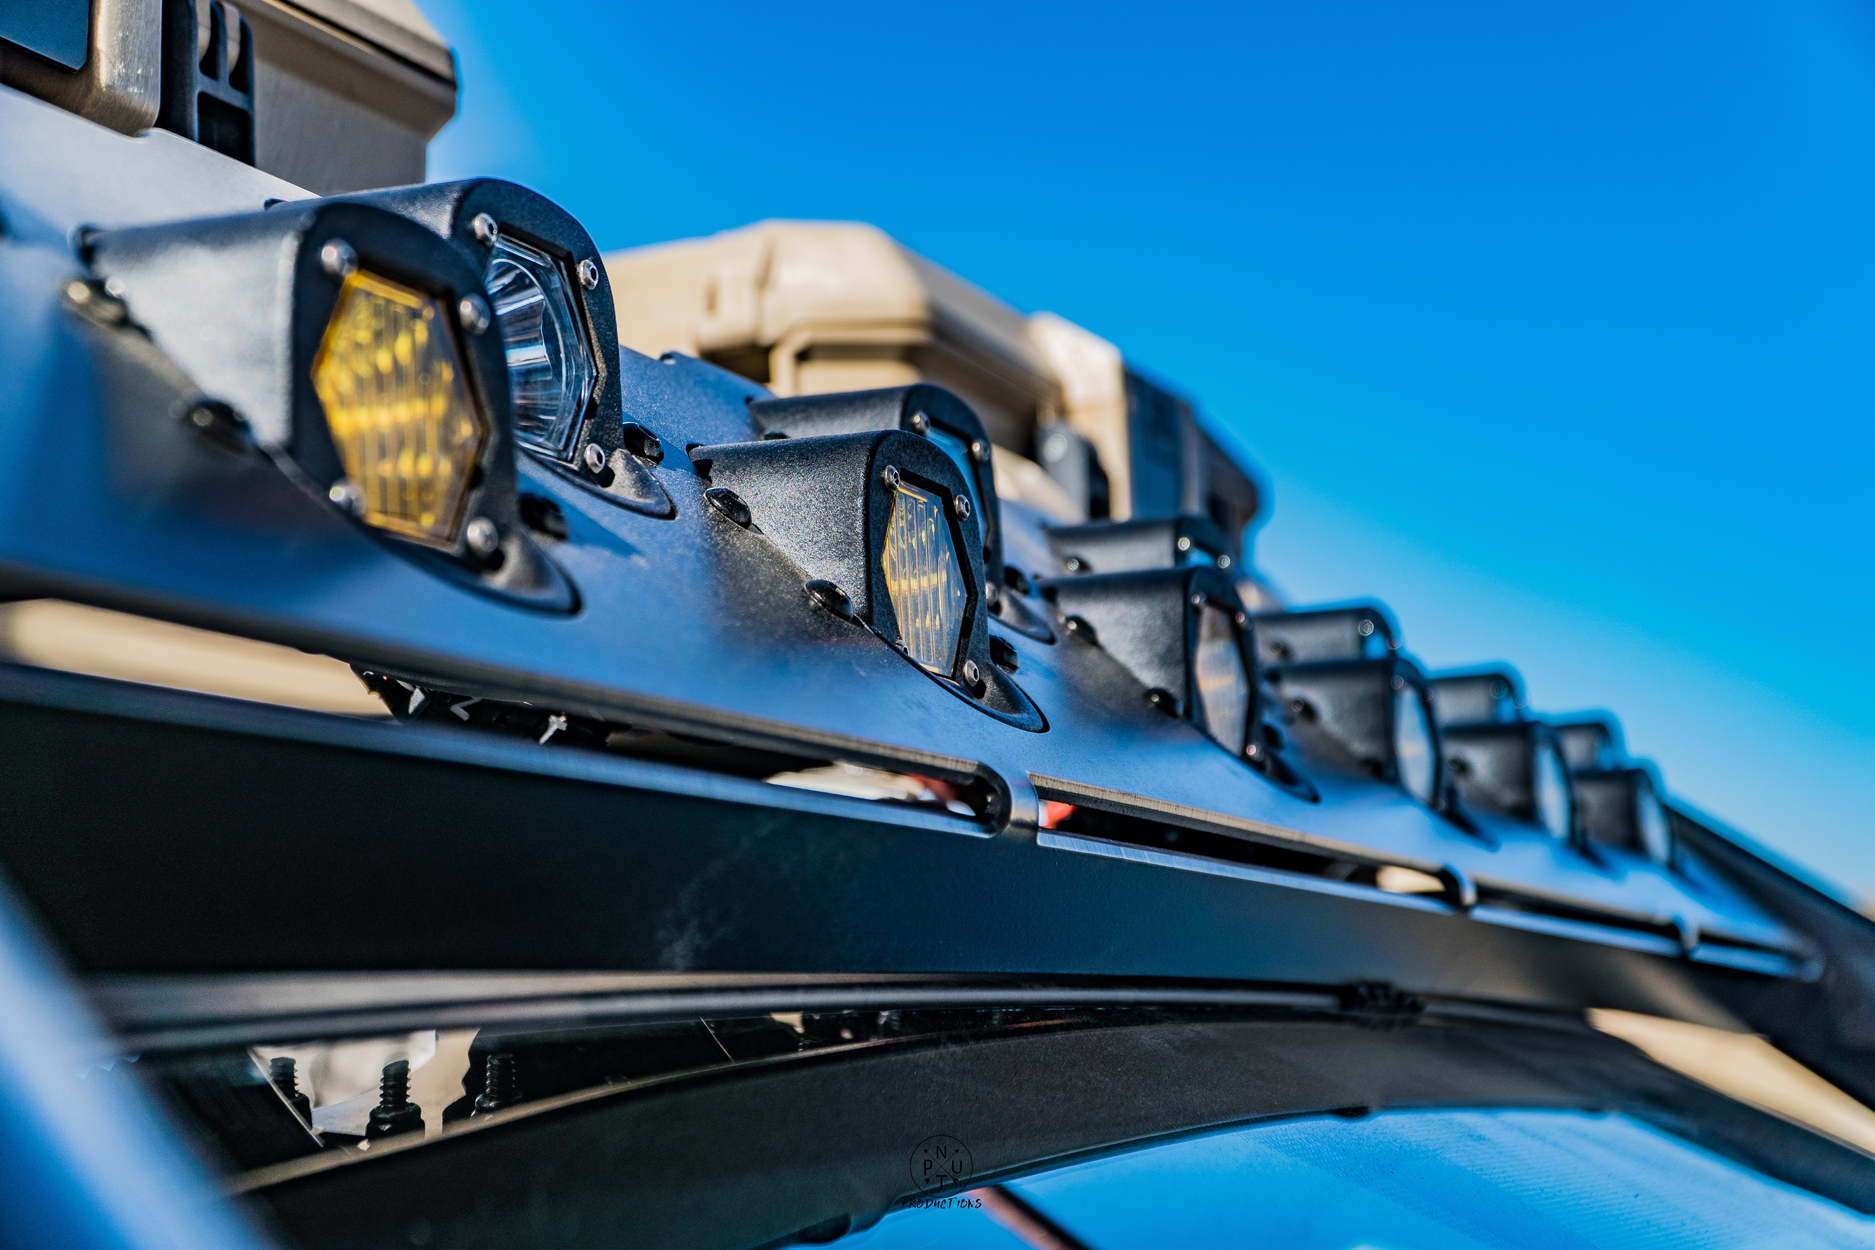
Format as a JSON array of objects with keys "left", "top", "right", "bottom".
[
  {"left": 486, "top": 233, "right": 593, "bottom": 461},
  {"left": 1264, "top": 655, "right": 1443, "bottom": 806},
  {"left": 1393, "top": 682, "right": 1438, "bottom": 805},
  {"left": 1576, "top": 766, "right": 1675, "bottom": 866},
  {"left": 1441, "top": 720, "right": 1577, "bottom": 840}
]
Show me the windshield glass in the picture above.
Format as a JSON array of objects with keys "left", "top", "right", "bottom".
[{"left": 840, "top": 1108, "right": 1875, "bottom": 1249}]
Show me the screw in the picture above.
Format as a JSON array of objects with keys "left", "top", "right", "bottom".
[
  {"left": 881, "top": 464, "right": 901, "bottom": 489},
  {"left": 458, "top": 293, "right": 491, "bottom": 335},
  {"left": 470, "top": 213, "right": 498, "bottom": 246},
  {"left": 1218, "top": 554, "right": 1232, "bottom": 569},
  {"left": 1246, "top": 741, "right": 1263, "bottom": 759},
  {"left": 328, "top": 478, "right": 365, "bottom": 516},
  {"left": 954, "top": 494, "right": 971, "bottom": 520},
  {"left": 269, "top": 1056, "right": 312, "bottom": 1123},
  {"left": 908, "top": 411, "right": 930, "bottom": 435},
  {"left": 705, "top": 486, "right": 752, "bottom": 527},
  {"left": 63, "top": 278, "right": 129, "bottom": 325},
  {"left": 365, "top": 1060, "right": 424, "bottom": 1140},
  {"left": 583, "top": 442, "right": 608, "bottom": 474},
  {"left": 1063, "top": 615, "right": 1097, "bottom": 644},
  {"left": 1391, "top": 675, "right": 1407, "bottom": 692},
  {"left": 320, "top": 239, "right": 357, "bottom": 279},
  {"left": 962, "top": 658, "right": 981, "bottom": 686},
  {"left": 465, "top": 516, "right": 500, "bottom": 556},
  {"left": 1191, "top": 593, "right": 1207, "bottom": 609},
  {"left": 103, "top": 275, "right": 126, "bottom": 297},
  {"left": 1063, "top": 556, "right": 1087, "bottom": 573},
  {"left": 1357, "top": 618, "right": 1376, "bottom": 637},
  {"left": 1235, "top": 611, "right": 1248, "bottom": 627},
  {"left": 1177, "top": 536, "right": 1193, "bottom": 552},
  {"left": 473, "top": 1052, "right": 522, "bottom": 1115},
  {"left": 970, "top": 439, "right": 989, "bottom": 463},
  {"left": 805, "top": 579, "right": 853, "bottom": 618},
  {"left": 1146, "top": 688, "right": 1180, "bottom": 715},
  {"left": 577, "top": 259, "right": 600, "bottom": 290},
  {"left": 182, "top": 400, "right": 249, "bottom": 451}
]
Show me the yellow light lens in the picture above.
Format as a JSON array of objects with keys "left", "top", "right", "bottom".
[
  {"left": 311, "top": 270, "right": 487, "bottom": 548},
  {"left": 1194, "top": 603, "right": 1249, "bottom": 750},
  {"left": 882, "top": 478, "right": 968, "bottom": 674}
]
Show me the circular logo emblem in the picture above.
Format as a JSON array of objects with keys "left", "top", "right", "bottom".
[{"left": 909, "top": 1135, "right": 974, "bottom": 1194}]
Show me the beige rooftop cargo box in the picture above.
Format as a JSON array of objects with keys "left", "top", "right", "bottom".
[{"left": 605, "top": 220, "right": 1265, "bottom": 560}]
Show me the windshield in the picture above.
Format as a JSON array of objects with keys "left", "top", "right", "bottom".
[{"left": 841, "top": 1108, "right": 1875, "bottom": 1249}]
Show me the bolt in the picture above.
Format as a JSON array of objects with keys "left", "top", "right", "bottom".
[
  {"left": 1391, "top": 675, "right": 1407, "bottom": 692},
  {"left": 583, "top": 442, "right": 608, "bottom": 474},
  {"left": 881, "top": 464, "right": 901, "bottom": 489},
  {"left": 1235, "top": 611, "right": 1248, "bottom": 627},
  {"left": 805, "top": 579, "right": 853, "bottom": 618},
  {"left": 470, "top": 213, "right": 498, "bottom": 246},
  {"left": 538, "top": 714, "right": 567, "bottom": 744},
  {"left": 1063, "top": 556, "right": 1087, "bottom": 573},
  {"left": 970, "top": 439, "right": 989, "bottom": 463},
  {"left": 328, "top": 478, "right": 365, "bottom": 517},
  {"left": 1246, "top": 741, "right": 1263, "bottom": 759},
  {"left": 1146, "top": 688, "right": 1180, "bottom": 715},
  {"left": 473, "top": 1052, "right": 523, "bottom": 1115},
  {"left": 577, "top": 258, "right": 600, "bottom": 290},
  {"left": 458, "top": 293, "right": 491, "bottom": 335},
  {"left": 1357, "top": 618, "right": 1376, "bottom": 637},
  {"left": 365, "top": 1060, "right": 424, "bottom": 1140},
  {"left": 465, "top": 516, "right": 500, "bottom": 556},
  {"left": 103, "top": 276, "right": 126, "bottom": 297},
  {"left": 269, "top": 1056, "right": 312, "bottom": 1123},
  {"left": 1191, "top": 593, "right": 1207, "bottom": 609},
  {"left": 1176, "top": 536, "right": 1193, "bottom": 552},
  {"left": 1063, "top": 615, "right": 1097, "bottom": 644},
  {"left": 908, "top": 411, "right": 930, "bottom": 435},
  {"left": 1218, "top": 554, "right": 1232, "bottom": 569},
  {"left": 954, "top": 494, "right": 971, "bottom": 520},
  {"left": 320, "top": 239, "right": 357, "bottom": 279},
  {"left": 705, "top": 486, "right": 752, "bottom": 526},
  {"left": 962, "top": 659, "right": 981, "bottom": 687}
]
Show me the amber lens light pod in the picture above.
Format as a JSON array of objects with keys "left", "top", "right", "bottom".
[{"left": 883, "top": 476, "right": 969, "bottom": 674}]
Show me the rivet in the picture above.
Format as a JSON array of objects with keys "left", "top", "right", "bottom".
[
  {"left": 470, "top": 213, "right": 498, "bottom": 246},
  {"left": 465, "top": 516, "right": 500, "bottom": 555},
  {"left": 954, "top": 494, "right": 971, "bottom": 520},
  {"left": 881, "top": 464, "right": 901, "bottom": 488},
  {"left": 908, "top": 411, "right": 930, "bottom": 435},
  {"left": 577, "top": 258, "right": 600, "bottom": 290},
  {"left": 805, "top": 579, "right": 853, "bottom": 618},
  {"left": 458, "top": 293, "right": 491, "bottom": 335},
  {"left": 582, "top": 442, "right": 608, "bottom": 474},
  {"left": 705, "top": 486, "right": 752, "bottom": 526},
  {"left": 319, "top": 238, "right": 358, "bottom": 279},
  {"left": 328, "top": 478, "right": 365, "bottom": 516}
]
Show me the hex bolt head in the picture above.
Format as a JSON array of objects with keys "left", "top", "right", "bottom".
[
  {"left": 319, "top": 238, "right": 358, "bottom": 279},
  {"left": 465, "top": 516, "right": 500, "bottom": 556},
  {"left": 583, "top": 442, "right": 608, "bottom": 474},
  {"left": 470, "top": 213, "right": 499, "bottom": 246},
  {"left": 881, "top": 464, "right": 901, "bottom": 489},
  {"left": 805, "top": 579, "right": 853, "bottom": 618},
  {"left": 705, "top": 486, "right": 752, "bottom": 527},
  {"left": 970, "top": 439, "right": 989, "bottom": 463},
  {"left": 458, "top": 293, "right": 491, "bottom": 335},
  {"left": 908, "top": 411, "right": 930, "bottom": 435},
  {"left": 328, "top": 478, "right": 365, "bottom": 517},
  {"left": 954, "top": 494, "right": 971, "bottom": 520},
  {"left": 577, "top": 258, "right": 600, "bottom": 290}
]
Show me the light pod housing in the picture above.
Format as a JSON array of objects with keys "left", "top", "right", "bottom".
[
  {"left": 1574, "top": 766, "right": 1675, "bottom": 867},
  {"left": 1264, "top": 655, "right": 1442, "bottom": 807},
  {"left": 691, "top": 427, "right": 1044, "bottom": 730},
  {"left": 1428, "top": 668, "right": 1524, "bottom": 728},
  {"left": 1440, "top": 721, "right": 1576, "bottom": 841},
  {"left": 1555, "top": 718, "right": 1622, "bottom": 773},
  {"left": 316, "top": 180, "right": 669, "bottom": 519},
  {"left": 84, "top": 201, "right": 574, "bottom": 610},
  {"left": 1044, "top": 515, "right": 1236, "bottom": 575},
  {"left": 1254, "top": 605, "right": 1397, "bottom": 667}
]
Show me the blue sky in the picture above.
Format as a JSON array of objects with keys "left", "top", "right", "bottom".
[{"left": 423, "top": 0, "right": 1875, "bottom": 899}]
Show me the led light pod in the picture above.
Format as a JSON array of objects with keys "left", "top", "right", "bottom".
[
  {"left": 1264, "top": 655, "right": 1443, "bottom": 807},
  {"left": 1555, "top": 719, "right": 1622, "bottom": 772},
  {"left": 691, "top": 427, "right": 1043, "bottom": 730},
  {"left": 1440, "top": 720, "right": 1576, "bottom": 841},
  {"left": 1038, "top": 566, "right": 1259, "bottom": 760},
  {"left": 1045, "top": 515, "right": 1235, "bottom": 575},
  {"left": 1254, "top": 605, "right": 1396, "bottom": 667},
  {"left": 1428, "top": 669, "right": 1524, "bottom": 728},
  {"left": 1575, "top": 766, "right": 1674, "bottom": 866},
  {"left": 84, "top": 201, "right": 574, "bottom": 610}
]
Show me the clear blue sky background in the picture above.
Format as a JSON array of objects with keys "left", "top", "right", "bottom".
[{"left": 421, "top": 0, "right": 1875, "bottom": 900}]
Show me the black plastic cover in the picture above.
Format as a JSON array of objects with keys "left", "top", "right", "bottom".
[{"left": 1255, "top": 605, "right": 1396, "bottom": 666}]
